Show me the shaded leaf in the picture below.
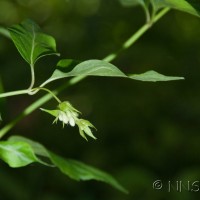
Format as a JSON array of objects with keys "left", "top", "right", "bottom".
[
  {"left": 8, "top": 19, "right": 59, "bottom": 65},
  {"left": 8, "top": 136, "right": 128, "bottom": 193},
  {"left": 151, "top": 0, "right": 200, "bottom": 17},
  {"left": 129, "top": 70, "right": 184, "bottom": 82},
  {"left": 50, "top": 152, "right": 128, "bottom": 193}
]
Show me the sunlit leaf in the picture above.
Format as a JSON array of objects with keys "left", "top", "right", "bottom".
[
  {"left": 9, "top": 136, "right": 50, "bottom": 158},
  {"left": 43, "top": 59, "right": 127, "bottom": 85},
  {"left": 0, "top": 141, "right": 40, "bottom": 167},
  {"left": 57, "top": 59, "right": 126, "bottom": 77},
  {"left": 129, "top": 70, "right": 184, "bottom": 82},
  {"left": 8, "top": 136, "right": 128, "bottom": 193},
  {"left": 151, "top": 0, "right": 200, "bottom": 17},
  {"left": 8, "top": 19, "right": 59, "bottom": 65},
  {"left": 42, "top": 59, "right": 184, "bottom": 85}
]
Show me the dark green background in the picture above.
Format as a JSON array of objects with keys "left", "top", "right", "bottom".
[{"left": 1, "top": 0, "right": 200, "bottom": 199}]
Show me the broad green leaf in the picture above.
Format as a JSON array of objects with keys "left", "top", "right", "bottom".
[
  {"left": 8, "top": 136, "right": 128, "bottom": 193},
  {"left": 129, "top": 70, "right": 184, "bottom": 82},
  {"left": 43, "top": 59, "right": 127, "bottom": 85},
  {"left": 42, "top": 59, "right": 184, "bottom": 85},
  {"left": 151, "top": 0, "right": 200, "bottom": 17},
  {"left": 8, "top": 19, "right": 59, "bottom": 65},
  {"left": 0, "top": 141, "right": 40, "bottom": 167},
  {"left": 57, "top": 59, "right": 126, "bottom": 77},
  {"left": 50, "top": 152, "right": 128, "bottom": 193},
  {"left": 8, "top": 136, "right": 50, "bottom": 158}
]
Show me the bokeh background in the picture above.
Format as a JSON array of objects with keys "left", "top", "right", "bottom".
[{"left": 1, "top": 0, "right": 200, "bottom": 199}]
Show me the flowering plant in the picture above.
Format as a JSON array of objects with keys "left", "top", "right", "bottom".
[{"left": 0, "top": 0, "right": 199, "bottom": 195}]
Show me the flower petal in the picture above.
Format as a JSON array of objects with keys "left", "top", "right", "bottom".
[
  {"left": 69, "top": 117, "right": 75, "bottom": 127},
  {"left": 58, "top": 113, "right": 63, "bottom": 121},
  {"left": 63, "top": 114, "right": 69, "bottom": 124}
]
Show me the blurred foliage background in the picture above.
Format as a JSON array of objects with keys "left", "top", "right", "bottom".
[{"left": 1, "top": 0, "right": 200, "bottom": 199}]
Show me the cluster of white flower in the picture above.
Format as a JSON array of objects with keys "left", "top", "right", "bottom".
[
  {"left": 56, "top": 110, "right": 77, "bottom": 127},
  {"left": 41, "top": 101, "right": 96, "bottom": 140}
]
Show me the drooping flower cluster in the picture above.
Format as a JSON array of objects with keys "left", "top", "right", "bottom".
[{"left": 41, "top": 101, "right": 96, "bottom": 140}]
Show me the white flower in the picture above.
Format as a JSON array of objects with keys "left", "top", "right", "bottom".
[
  {"left": 57, "top": 110, "right": 77, "bottom": 127},
  {"left": 41, "top": 101, "right": 79, "bottom": 128},
  {"left": 41, "top": 101, "right": 96, "bottom": 140}
]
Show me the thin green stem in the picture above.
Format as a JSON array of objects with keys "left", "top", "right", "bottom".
[
  {"left": 0, "top": 8, "right": 170, "bottom": 139},
  {"left": 28, "top": 64, "right": 35, "bottom": 90},
  {"left": 32, "top": 87, "right": 61, "bottom": 103},
  {"left": 0, "top": 89, "right": 29, "bottom": 98}
]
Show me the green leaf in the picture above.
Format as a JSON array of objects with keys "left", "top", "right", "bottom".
[
  {"left": 151, "top": 0, "right": 200, "bottom": 17},
  {"left": 50, "top": 153, "right": 128, "bottom": 193},
  {"left": 43, "top": 59, "right": 127, "bottom": 85},
  {"left": 42, "top": 59, "right": 184, "bottom": 86},
  {"left": 0, "top": 141, "right": 40, "bottom": 167},
  {"left": 8, "top": 136, "right": 128, "bottom": 193},
  {"left": 129, "top": 70, "right": 184, "bottom": 82},
  {"left": 58, "top": 59, "right": 126, "bottom": 77},
  {"left": 8, "top": 136, "right": 50, "bottom": 158},
  {"left": 8, "top": 19, "right": 59, "bottom": 65}
]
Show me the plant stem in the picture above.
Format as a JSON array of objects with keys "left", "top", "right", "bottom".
[
  {"left": 28, "top": 64, "right": 35, "bottom": 90},
  {"left": 0, "top": 8, "right": 170, "bottom": 139},
  {"left": 32, "top": 87, "right": 62, "bottom": 103},
  {"left": 0, "top": 89, "right": 29, "bottom": 98}
]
